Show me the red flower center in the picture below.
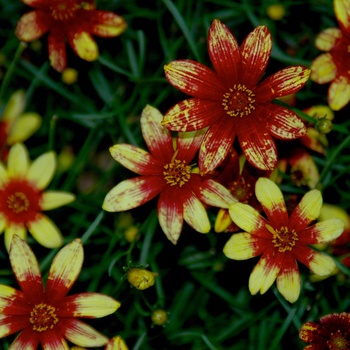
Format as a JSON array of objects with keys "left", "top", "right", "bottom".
[
  {"left": 0, "top": 180, "right": 42, "bottom": 224},
  {"left": 228, "top": 177, "right": 254, "bottom": 204},
  {"left": 266, "top": 224, "right": 299, "bottom": 252},
  {"left": 30, "top": 303, "right": 59, "bottom": 332},
  {"left": 163, "top": 159, "right": 191, "bottom": 187},
  {"left": 222, "top": 84, "right": 256, "bottom": 117},
  {"left": 50, "top": 0, "right": 78, "bottom": 21},
  {"left": 327, "top": 329, "right": 349, "bottom": 350}
]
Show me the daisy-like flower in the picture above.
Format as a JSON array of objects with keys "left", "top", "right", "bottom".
[
  {"left": 0, "top": 235, "right": 120, "bottom": 349},
  {"left": 299, "top": 312, "right": 350, "bottom": 349},
  {"left": 15, "top": 0, "right": 127, "bottom": 72},
  {"left": 223, "top": 177, "right": 344, "bottom": 303},
  {"left": 0, "top": 90, "right": 41, "bottom": 160},
  {"left": 162, "top": 19, "right": 309, "bottom": 173},
  {"left": 0, "top": 143, "right": 75, "bottom": 250},
  {"left": 102, "top": 105, "right": 235, "bottom": 244},
  {"left": 310, "top": 0, "right": 350, "bottom": 110}
]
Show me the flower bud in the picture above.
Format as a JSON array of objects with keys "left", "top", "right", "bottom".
[
  {"left": 127, "top": 268, "right": 157, "bottom": 290},
  {"left": 266, "top": 4, "right": 286, "bottom": 21},
  {"left": 151, "top": 309, "right": 168, "bottom": 326},
  {"left": 315, "top": 117, "right": 333, "bottom": 134},
  {"left": 62, "top": 67, "right": 78, "bottom": 85}
]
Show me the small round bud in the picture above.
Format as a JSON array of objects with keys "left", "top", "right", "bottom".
[
  {"left": 315, "top": 118, "right": 333, "bottom": 134},
  {"left": 151, "top": 309, "right": 168, "bottom": 326},
  {"left": 266, "top": 4, "right": 286, "bottom": 21},
  {"left": 62, "top": 67, "right": 78, "bottom": 85},
  {"left": 127, "top": 268, "right": 157, "bottom": 290},
  {"left": 124, "top": 226, "right": 139, "bottom": 242}
]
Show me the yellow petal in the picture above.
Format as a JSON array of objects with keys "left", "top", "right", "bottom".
[
  {"left": 0, "top": 163, "right": 7, "bottom": 187},
  {"left": 26, "top": 151, "right": 56, "bottom": 190},
  {"left": 292, "top": 190, "right": 322, "bottom": 226},
  {"left": 329, "top": 76, "right": 350, "bottom": 111},
  {"left": 315, "top": 28, "right": 342, "bottom": 51},
  {"left": 15, "top": 11, "right": 49, "bottom": 41},
  {"left": 308, "top": 252, "right": 337, "bottom": 276},
  {"left": 229, "top": 203, "right": 264, "bottom": 233},
  {"left": 41, "top": 191, "right": 75, "bottom": 210},
  {"left": 7, "top": 113, "right": 42, "bottom": 145},
  {"left": 71, "top": 32, "right": 98, "bottom": 62},
  {"left": 27, "top": 214, "right": 63, "bottom": 248},
  {"left": 311, "top": 219, "right": 344, "bottom": 243},
  {"left": 105, "top": 336, "right": 129, "bottom": 350},
  {"left": 7, "top": 143, "right": 29, "bottom": 179},
  {"left": 334, "top": 0, "right": 350, "bottom": 30},
  {"left": 319, "top": 203, "right": 350, "bottom": 230},
  {"left": 183, "top": 195, "right": 210, "bottom": 233},
  {"left": 5, "top": 224, "right": 27, "bottom": 252},
  {"left": 200, "top": 179, "right": 237, "bottom": 208},
  {"left": 310, "top": 53, "right": 337, "bottom": 84},
  {"left": 223, "top": 232, "right": 258, "bottom": 260},
  {"left": 2, "top": 90, "right": 26, "bottom": 122},
  {"left": 0, "top": 284, "right": 22, "bottom": 312},
  {"left": 276, "top": 267, "right": 300, "bottom": 303},
  {"left": 214, "top": 208, "right": 232, "bottom": 233}
]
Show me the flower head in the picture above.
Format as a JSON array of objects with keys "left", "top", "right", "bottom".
[
  {"left": 0, "top": 235, "right": 120, "bottom": 348},
  {"left": 162, "top": 19, "right": 309, "bottom": 173},
  {"left": 0, "top": 143, "right": 75, "bottom": 250},
  {"left": 103, "top": 105, "right": 235, "bottom": 244},
  {"left": 299, "top": 312, "right": 350, "bottom": 349},
  {"left": 223, "top": 177, "right": 344, "bottom": 303},
  {"left": 0, "top": 90, "right": 41, "bottom": 160},
  {"left": 15, "top": 0, "right": 127, "bottom": 72},
  {"left": 310, "top": 0, "right": 350, "bottom": 110}
]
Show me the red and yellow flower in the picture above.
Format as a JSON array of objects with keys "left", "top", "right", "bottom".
[
  {"left": 162, "top": 19, "right": 309, "bottom": 173},
  {"left": 299, "top": 312, "right": 350, "bottom": 349},
  {"left": 102, "top": 105, "right": 235, "bottom": 244},
  {"left": 15, "top": 0, "right": 127, "bottom": 72},
  {"left": 0, "top": 235, "right": 120, "bottom": 349},
  {"left": 0, "top": 90, "right": 41, "bottom": 160},
  {"left": 223, "top": 177, "right": 344, "bottom": 303},
  {"left": 0, "top": 143, "right": 75, "bottom": 250},
  {"left": 310, "top": 0, "right": 350, "bottom": 110}
]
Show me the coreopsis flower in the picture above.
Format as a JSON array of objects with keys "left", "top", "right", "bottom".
[
  {"left": 15, "top": 0, "right": 127, "bottom": 72},
  {"left": 103, "top": 105, "right": 235, "bottom": 244},
  {"left": 223, "top": 177, "right": 344, "bottom": 303},
  {"left": 0, "top": 90, "right": 41, "bottom": 160},
  {"left": 0, "top": 143, "right": 75, "bottom": 250},
  {"left": 299, "top": 312, "right": 350, "bottom": 349},
  {"left": 0, "top": 235, "right": 120, "bottom": 348},
  {"left": 162, "top": 19, "right": 309, "bottom": 173},
  {"left": 310, "top": 0, "right": 350, "bottom": 110}
]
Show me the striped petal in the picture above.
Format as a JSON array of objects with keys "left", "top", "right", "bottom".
[
  {"left": 102, "top": 177, "right": 164, "bottom": 212},
  {"left": 45, "top": 239, "right": 83, "bottom": 303},
  {"left": 109, "top": 144, "right": 162, "bottom": 175},
  {"left": 140, "top": 105, "right": 174, "bottom": 162},
  {"left": 0, "top": 285, "right": 29, "bottom": 315},
  {"left": 58, "top": 293, "right": 120, "bottom": 318},
  {"left": 255, "top": 177, "right": 288, "bottom": 226},
  {"left": 255, "top": 66, "right": 310, "bottom": 101},
  {"left": 7, "top": 144, "right": 29, "bottom": 179},
  {"left": 7, "top": 113, "right": 42, "bottom": 145},
  {"left": 105, "top": 336, "right": 128, "bottom": 350},
  {"left": 40, "top": 191, "right": 75, "bottom": 210},
  {"left": 289, "top": 190, "right": 322, "bottom": 231},
  {"left": 299, "top": 322, "right": 324, "bottom": 344},
  {"left": 208, "top": 19, "right": 240, "bottom": 86},
  {"left": 48, "top": 29, "right": 67, "bottom": 72},
  {"left": 27, "top": 213, "right": 64, "bottom": 248},
  {"left": 9, "top": 235, "right": 44, "bottom": 302},
  {"left": 249, "top": 249, "right": 282, "bottom": 295},
  {"left": 26, "top": 151, "right": 56, "bottom": 190},
  {"left": 164, "top": 60, "right": 225, "bottom": 99},
  {"left": 198, "top": 116, "right": 236, "bottom": 174},
  {"left": 298, "top": 219, "right": 344, "bottom": 244},
  {"left": 67, "top": 32, "right": 99, "bottom": 62},
  {"left": 89, "top": 11, "right": 127, "bottom": 37},
  {"left": 15, "top": 10, "right": 49, "bottom": 41},
  {"left": 334, "top": 0, "right": 350, "bottom": 32},
  {"left": 276, "top": 254, "right": 301, "bottom": 303},
  {"left": 315, "top": 28, "right": 342, "bottom": 51},
  {"left": 63, "top": 318, "right": 109, "bottom": 347},
  {"left": 199, "top": 179, "right": 236, "bottom": 208},
  {"left": 310, "top": 53, "right": 337, "bottom": 84},
  {"left": 177, "top": 128, "right": 207, "bottom": 163},
  {"left": 223, "top": 232, "right": 262, "bottom": 260},
  {"left": 7, "top": 327, "right": 39, "bottom": 350},
  {"left": 4, "top": 224, "right": 27, "bottom": 252},
  {"left": 229, "top": 203, "right": 268, "bottom": 236},
  {"left": 328, "top": 75, "right": 350, "bottom": 111},
  {"left": 183, "top": 193, "right": 210, "bottom": 234},
  {"left": 240, "top": 25, "right": 272, "bottom": 87},
  {"left": 162, "top": 98, "right": 223, "bottom": 132},
  {"left": 38, "top": 329, "right": 69, "bottom": 350},
  {"left": 157, "top": 188, "right": 184, "bottom": 244}
]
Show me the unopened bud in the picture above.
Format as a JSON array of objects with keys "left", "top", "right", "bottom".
[
  {"left": 151, "top": 309, "right": 168, "bottom": 326},
  {"left": 315, "top": 117, "right": 333, "bottom": 134},
  {"left": 127, "top": 268, "right": 157, "bottom": 290}
]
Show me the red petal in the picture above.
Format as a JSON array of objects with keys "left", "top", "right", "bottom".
[
  {"left": 208, "top": 19, "right": 240, "bottom": 87},
  {"left": 176, "top": 129, "right": 206, "bottom": 163},
  {"left": 48, "top": 28, "right": 67, "bottom": 72},
  {"left": 15, "top": 10, "right": 49, "bottom": 42},
  {"left": 0, "top": 315, "right": 32, "bottom": 338},
  {"left": 9, "top": 327, "right": 39, "bottom": 349},
  {"left": 240, "top": 26, "right": 272, "bottom": 87}
]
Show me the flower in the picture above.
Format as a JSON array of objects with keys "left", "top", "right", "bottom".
[
  {"left": 0, "top": 90, "right": 41, "bottom": 160},
  {"left": 310, "top": 0, "right": 350, "bottom": 110},
  {"left": 0, "top": 143, "right": 75, "bottom": 250},
  {"left": 162, "top": 19, "right": 309, "bottom": 173},
  {"left": 0, "top": 235, "right": 121, "bottom": 348},
  {"left": 299, "top": 312, "right": 350, "bottom": 349},
  {"left": 103, "top": 105, "right": 235, "bottom": 244},
  {"left": 223, "top": 177, "right": 344, "bottom": 303},
  {"left": 15, "top": 0, "right": 127, "bottom": 72}
]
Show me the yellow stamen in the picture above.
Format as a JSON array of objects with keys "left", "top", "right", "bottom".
[
  {"left": 30, "top": 303, "right": 59, "bottom": 332},
  {"left": 222, "top": 84, "right": 256, "bottom": 117}
]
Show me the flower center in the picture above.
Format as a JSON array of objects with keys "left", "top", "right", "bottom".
[
  {"left": 163, "top": 159, "right": 191, "bottom": 187},
  {"left": 327, "top": 330, "right": 349, "bottom": 350},
  {"left": 266, "top": 224, "right": 298, "bottom": 253},
  {"left": 30, "top": 303, "right": 59, "bottom": 332},
  {"left": 50, "top": 0, "right": 78, "bottom": 20},
  {"left": 222, "top": 84, "right": 255, "bottom": 117},
  {"left": 0, "top": 180, "right": 42, "bottom": 224},
  {"left": 228, "top": 177, "right": 254, "bottom": 204}
]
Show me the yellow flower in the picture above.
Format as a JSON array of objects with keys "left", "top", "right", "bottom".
[
  {"left": 126, "top": 268, "right": 158, "bottom": 290},
  {"left": 0, "top": 143, "right": 75, "bottom": 250}
]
